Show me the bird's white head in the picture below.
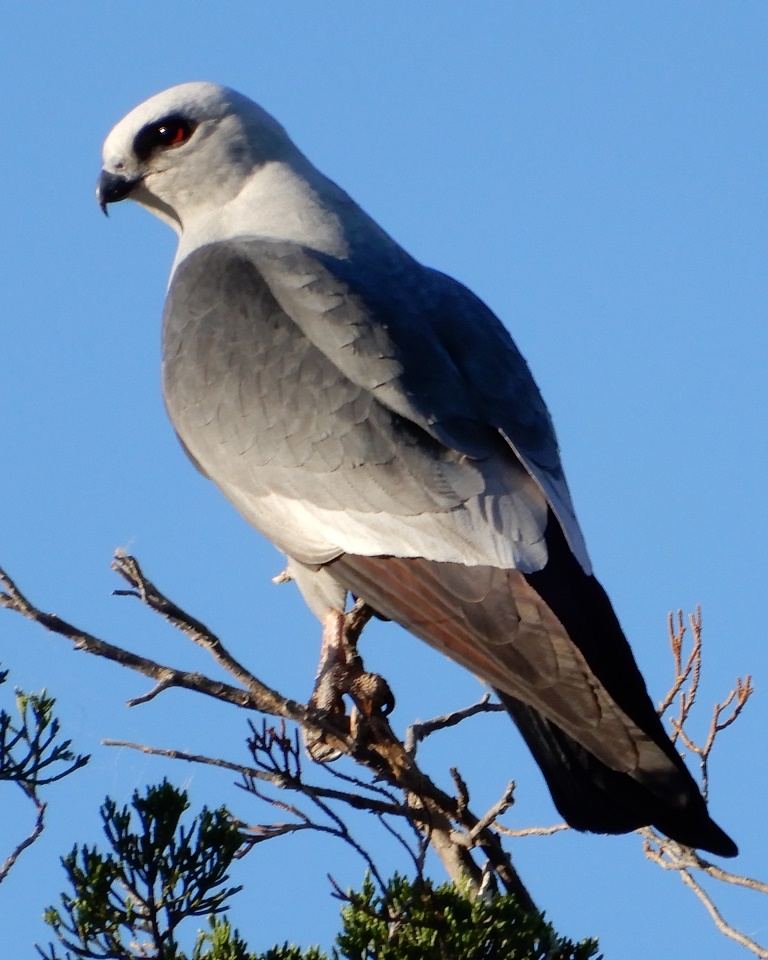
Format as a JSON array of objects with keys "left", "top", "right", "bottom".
[
  {"left": 98, "top": 81, "right": 358, "bottom": 261},
  {"left": 97, "top": 82, "right": 294, "bottom": 232}
]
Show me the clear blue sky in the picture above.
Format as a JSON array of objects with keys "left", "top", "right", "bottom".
[{"left": 1, "top": 3, "right": 766, "bottom": 957}]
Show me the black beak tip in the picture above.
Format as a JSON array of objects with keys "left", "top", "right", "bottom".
[{"left": 96, "top": 169, "right": 137, "bottom": 216}]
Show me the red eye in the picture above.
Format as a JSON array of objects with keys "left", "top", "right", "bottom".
[
  {"left": 157, "top": 122, "right": 190, "bottom": 145},
  {"left": 134, "top": 115, "right": 196, "bottom": 162}
]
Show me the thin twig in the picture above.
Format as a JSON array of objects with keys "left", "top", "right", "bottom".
[
  {"left": 0, "top": 785, "right": 46, "bottom": 884},
  {"left": 466, "top": 782, "right": 516, "bottom": 845},
  {"left": 450, "top": 767, "right": 470, "bottom": 818},
  {"left": 104, "top": 739, "right": 414, "bottom": 819},
  {"left": 679, "top": 870, "right": 768, "bottom": 959},
  {"left": 405, "top": 696, "right": 505, "bottom": 756},
  {"left": 111, "top": 553, "right": 296, "bottom": 713},
  {"left": 495, "top": 823, "right": 570, "bottom": 838},
  {"left": 376, "top": 812, "right": 428, "bottom": 878},
  {"left": 704, "top": 678, "right": 754, "bottom": 753},
  {"left": 658, "top": 610, "right": 701, "bottom": 717},
  {"left": 700, "top": 865, "right": 768, "bottom": 896}
]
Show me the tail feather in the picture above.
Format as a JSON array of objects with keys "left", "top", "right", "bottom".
[{"left": 497, "top": 691, "right": 738, "bottom": 856}]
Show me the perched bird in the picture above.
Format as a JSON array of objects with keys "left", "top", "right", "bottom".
[{"left": 97, "top": 82, "right": 736, "bottom": 857}]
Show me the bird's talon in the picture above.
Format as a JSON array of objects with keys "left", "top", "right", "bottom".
[{"left": 349, "top": 671, "right": 395, "bottom": 717}]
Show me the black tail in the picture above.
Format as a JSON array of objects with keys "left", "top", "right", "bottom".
[
  {"left": 497, "top": 690, "right": 737, "bottom": 856},
  {"left": 518, "top": 513, "right": 737, "bottom": 857}
]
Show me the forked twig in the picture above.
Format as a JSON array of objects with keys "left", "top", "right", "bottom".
[
  {"left": 643, "top": 610, "right": 766, "bottom": 958},
  {"left": 643, "top": 830, "right": 768, "bottom": 959},
  {"left": 658, "top": 608, "right": 703, "bottom": 732},
  {"left": 405, "top": 695, "right": 505, "bottom": 756}
]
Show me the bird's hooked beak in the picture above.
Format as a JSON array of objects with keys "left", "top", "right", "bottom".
[{"left": 96, "top": 170, "right": 140, "bottom": 216}]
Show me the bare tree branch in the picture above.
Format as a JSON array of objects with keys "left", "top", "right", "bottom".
[
  {"left": 0, "top": 562, "right": 299, "bottom": 719},
  {"left": 0, "top": 556, "right": 535, "bottom": 910}
]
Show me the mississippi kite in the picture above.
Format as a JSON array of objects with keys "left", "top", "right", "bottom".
[{"left": 96, "top": 82, "right": 736, "bottom": 857}]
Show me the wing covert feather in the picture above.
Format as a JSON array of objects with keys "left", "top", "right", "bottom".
[{"left": 162, "top": 240, "right": 553, "bottom": 569}]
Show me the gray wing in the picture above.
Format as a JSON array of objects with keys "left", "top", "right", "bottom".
[
  {"left": 255, "top": 239, "right": 588, "bottom": 570},
  {"left": 162, "top": 238, "right": 582, "bottom": 573},
  {"left": 415, "top": 265, "right": 591, "bottom": 573}
]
